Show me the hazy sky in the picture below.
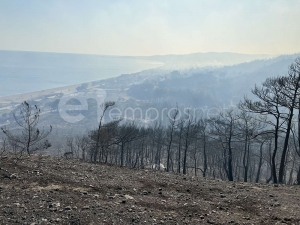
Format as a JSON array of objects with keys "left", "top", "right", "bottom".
[{"left": 1, "top": 0, "right": 300, "bottom": 56}]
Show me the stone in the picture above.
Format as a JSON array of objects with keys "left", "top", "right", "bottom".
[
  {"left": 64, "top": 206, "right": 72, "bottom": 211},
  {"left": 124, "top": 195, "right": 134, "bottom": 200}
]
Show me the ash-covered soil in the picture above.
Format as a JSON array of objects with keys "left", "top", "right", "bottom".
[{"left": 0, "top": 154, "right": 300, "bottom": 225}]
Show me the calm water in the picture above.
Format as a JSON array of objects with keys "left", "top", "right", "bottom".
[{"left": 0, "top": 51, "right": 162, "bottom": 97}]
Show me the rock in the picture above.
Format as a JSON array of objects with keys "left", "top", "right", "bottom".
[
  {"left": 10, "top": 173, "right": 18, "bottom": 179},
  {"left": 2, "top": 173, "right": 11, "bottom": 179},
  {"left": 274, "top": 202, "right": 281, "bottom": 207},
  {"left": 49, "top": 207, "right": 57, "bottom": 212},
  {"left": 124, "top": 195, "right": 134, "bottom": 200},
  {"left": 207, "top": 219, "right": 215, "bottom": 224},
  {"left": 82, "top": 206, "right": 90, "bottom": 210},
  {"left": 64, "top": 206, "right": 72, "bottom": 210}
]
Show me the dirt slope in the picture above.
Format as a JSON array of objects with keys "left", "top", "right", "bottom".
[{"left": 0, "top": 154, "right": 299, "bottom": 225}]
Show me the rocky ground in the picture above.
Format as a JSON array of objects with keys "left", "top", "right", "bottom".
[{"left": 0, "top": 153, "right": 300, "bottom": 225}]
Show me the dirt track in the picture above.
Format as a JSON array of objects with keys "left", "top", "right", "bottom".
[{"left": 0, "top": 154, "right": 300, "bottom": 225}]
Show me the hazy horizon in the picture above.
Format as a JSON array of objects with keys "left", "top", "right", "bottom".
[
  {"left": 1, "top": 0, "right": 300, "bottom": 56},
  {"left": 1, "top": 0, "right": 300, "bottom": 96},
  {"left": 0, "top": 49, "right": 277, "bottom": 57},
  {"left": 0, "top": 50, "right": 276, "bottom": 97}
]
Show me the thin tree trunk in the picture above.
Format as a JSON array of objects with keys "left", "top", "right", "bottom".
[
  {"left": 272, "top": 117, "right": 279, "bottom": 184},
  {"left": 202, "top": 133, "right": 207, "bottom": 177},
  {"left": 255, "top": 142, "right": 264, "bottom": 183}
]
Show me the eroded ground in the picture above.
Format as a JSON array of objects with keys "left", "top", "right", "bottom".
[{"left": 0, "top": 154, "right": 300, "bottom": 225}]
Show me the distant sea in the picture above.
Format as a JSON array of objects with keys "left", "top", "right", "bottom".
[{"left": 0, "top": 51, "right": 163, "bottom": 97}]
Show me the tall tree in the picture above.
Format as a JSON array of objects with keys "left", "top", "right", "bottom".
[
  {"left": 182, "top": 111, "right": 199, "bottom": 174},
  {"left": 92, "top": 101, "right": 115, "bottom": 162},
  {"left": 166, "top": 107, "right": 179, "bottom": 172},
  {"left": 209, "top": 109, "right": 240, "bottom": 181},
  {"left": 278, "top": 58, "right": 300, "bottom": 183},
  {"left": 236, "top": 111, "right": 265, "bottom": 182},
  {"left": 199, "top": 119, "right": 209, "bottom": 177},
  {"left": 240, "top": 77, "right": 287, "bottom": 183},
  {"left": 115, "top": 122, "right": 141, "bottom": 166}
]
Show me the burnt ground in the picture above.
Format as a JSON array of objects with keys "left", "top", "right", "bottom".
[{"left": 0, "top": 154, "right": 300, "bottom": 225}]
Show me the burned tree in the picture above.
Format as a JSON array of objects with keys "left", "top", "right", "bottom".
[
  {"left": 278, "top": 58, "right": 300, "bottom": 183},
  {"left": 91, "top": 101, "right": 115, "bottom": 162},
  {"left": 1, "top": 101, "right": 52, "bottom": 155},
  {"left": 166, "top": 107, "right": 180, "bottom": 172},
  {"left": 209, "top": 109, "right": 240, "bottom": 181},
  {"left": 240, "top": 77, "right": 287, "bottom": 183}
]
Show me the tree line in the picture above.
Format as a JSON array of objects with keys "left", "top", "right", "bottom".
[{"left": 2, "top": 58, "right": 300, "bottom": 185}]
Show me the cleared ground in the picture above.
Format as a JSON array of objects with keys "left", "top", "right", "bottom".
[{"left": 0, "top": 154, "right": 299, "bottom": 225}]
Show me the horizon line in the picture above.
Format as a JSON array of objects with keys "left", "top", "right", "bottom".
[{"left": 0, "top": 49, "right": 280, "bottom": 58}]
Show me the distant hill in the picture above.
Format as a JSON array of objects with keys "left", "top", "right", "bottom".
[
  {"left": 1, "top": 51, "right": 299, "bottom": 139},
  {"left": 139, "top": 52, "right": 273, "bottom": 69},
  {"left": 123, "top": 53, "right": 300, "bottom": 106},
  {"left": 0, "top": 50, "right": 272, "bottom": 97}
]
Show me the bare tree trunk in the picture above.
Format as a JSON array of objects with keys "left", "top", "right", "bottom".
[
  {"left": 177, "top": 125, "right": 183, "bottom": 173},
  {"left": 243, "top": 134, "right": 248, "bottom": 182},
  {"left": 227, "top": 124, "right": 234, "bottom": 181},
  {"left": 166, "top": 108, "right": 179, "bottom": 172},
  {"left": 255, "top": 141, "right": 264, "bottom": 183},
  {"left": 183, "top": 139, "right": 188, "bottom": 174},
  {"left": 202, "top": 132, "right": 207, "bottom": 177},
  {"left": 279, "top": 64, "right": 300, "bottom": 183},
  {"left": 120, "top": 143, "right": 125, "bottom": 166},
  {"left": 272, "top": 117, "right": 280, "bottom": 184},
  {"left": 288, "top": 158, "right": 295, "bottom": 185}
]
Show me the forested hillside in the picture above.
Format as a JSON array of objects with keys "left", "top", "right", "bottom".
[{"left": 2, "top": 55, "right": 300, "bottom": 186}]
